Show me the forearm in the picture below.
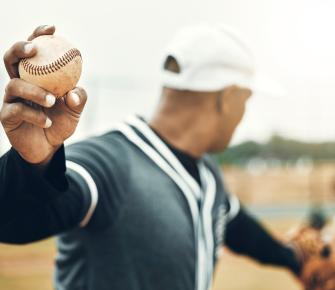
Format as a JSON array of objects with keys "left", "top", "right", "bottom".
[
  {"left": 0, "top": 145, "right": 67, "bottom": 213},
  {"left": 225, "top": 207, "right": 301, "bottom": 275},
  {"left": 0, "top": 146, "right": 89, "bottom": 244}
]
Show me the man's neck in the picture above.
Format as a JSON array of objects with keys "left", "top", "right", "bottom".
[{"left": 148, "top": 113, "right": 214, "bottom": 159}]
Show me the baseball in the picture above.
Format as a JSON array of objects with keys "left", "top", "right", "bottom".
[{"left": 19, "top": 35, "right": 82, "bottom": 98}]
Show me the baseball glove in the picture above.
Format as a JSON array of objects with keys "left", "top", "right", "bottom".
[
  {"left": 301, "top": 255, "right": 335, "bottom": 290},
  {"left": 288, "top": 226, "right": 335, "bottom": 290}
]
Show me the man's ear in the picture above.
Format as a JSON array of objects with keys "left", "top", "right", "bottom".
[
  {"left": 216, "top": 91, "right": 224, "bottom": 113},
  {"left": 217, "top": 86, "right": 235, "bottom": 115},
  {"left": 219, "top": 85, "right": 243, "bottom": 114},
  {"left": 164, "top": 55, "right": 181, "bottom": 73}
]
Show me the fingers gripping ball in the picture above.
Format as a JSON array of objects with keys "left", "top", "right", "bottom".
[{"left": 19, "top": 35, "right": 82, "bottom": 98}]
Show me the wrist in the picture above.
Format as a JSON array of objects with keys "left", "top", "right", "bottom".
[
  {"left": 18, "top": 144, "right": 62, "bottom": 173},
  {"left": 17, "top": 144, "right": 63, "bottom": 169},
  {"left": 36, "top": 145, "right": 62, "bottom": 165}
]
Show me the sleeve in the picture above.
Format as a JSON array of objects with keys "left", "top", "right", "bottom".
[
  {"left": 0, "top": 135, "right": 121, "bottom": 244},
  {"left": 64, "top": 136, "right": 126, "bottom": 232},
  {"left": 225, "top": 193, "right": 241, "bottom": 223},
  {"left": 0, "top": 146, "right": 92, "bottom": 244},
  {"left": 225, "top": 206, "right": 302, "bottom": 275}
]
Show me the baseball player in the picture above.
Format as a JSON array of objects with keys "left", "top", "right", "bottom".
[{"left": 0, "top": 24, "right": 330, "bottom": 290}]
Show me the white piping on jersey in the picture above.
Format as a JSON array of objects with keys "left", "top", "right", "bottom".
[
  {"left": 122, "top": 117, "right": 217, "bottom": 290},
  {"left": 126, "top": 115, "right": 201, "bottom": 200},
  {"left": 66, "top": 161, "right": 99, "bottom": 228},
  {"left": 199, "top": 163, "right": 216, "bottom": 289},
  {"left": 226, "top": 194, "right": 240, "bottom": 222},
  {"left": 112, "top": 122, "right": 199, "bottom": 230}
]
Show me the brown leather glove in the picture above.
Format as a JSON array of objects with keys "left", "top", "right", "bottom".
[
  {"left": 288, "top": 226, "right": 335, "bottom": 290},
  {"left": 301, "top": 254, "right": 335, "bottom": 290}
]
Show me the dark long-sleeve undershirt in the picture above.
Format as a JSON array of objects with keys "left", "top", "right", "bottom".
[
  {"left": 0, "top": 146, "right": 90, "bottom": 244},
  {"left": 225, "top": 207, "right": 301, "bottom": 275}
]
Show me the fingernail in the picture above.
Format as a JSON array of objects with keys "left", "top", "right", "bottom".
[
  {"left": 71, "top": 92, "right": 80, "bottom": 106},
  {"left": 44, "top": 118, "right": 52, "bottom": 128},
  {"left": 24, "top": 43, "right": 35, "bottom": 54},
  {"left": 45, "top": 94, "right": 56, "bottom": 107}
]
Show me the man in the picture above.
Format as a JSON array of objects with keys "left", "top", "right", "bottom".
[{"left": 0, "top": 24, "right": 302, "bottom": 290}]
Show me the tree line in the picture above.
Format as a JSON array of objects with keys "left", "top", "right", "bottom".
[{"left": 216, "top": 135, "right": 335, "bottom": 165}]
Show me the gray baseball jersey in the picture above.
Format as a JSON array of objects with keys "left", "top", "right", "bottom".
[{"left": 55, "top": 115, "right": 240, "bottom": 290}]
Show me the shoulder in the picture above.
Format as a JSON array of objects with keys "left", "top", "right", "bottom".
[
  {"left": 66, "top": 130, "right": 127, "bottom": 155},
  {"left": 66, "top": 131, "right": 131, "bottom": 165},
  {"left": 63, "top": 130, "right": 137, "bottom": 189}
]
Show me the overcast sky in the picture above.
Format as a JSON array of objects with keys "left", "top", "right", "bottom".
[{"left": 0, "top": 0, "right": 334, "bottom": 152}]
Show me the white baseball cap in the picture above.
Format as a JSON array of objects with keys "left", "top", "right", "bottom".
[{"left": 160, "top": 23, "right": 283, "bottom": 96}]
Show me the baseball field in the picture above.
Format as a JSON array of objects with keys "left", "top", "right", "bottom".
[
  {"left": 0, "top": 163, "right": 334, "bottom": 290},
  {"left": 0, "top": 218, "right": 302, "bottom": 290}
]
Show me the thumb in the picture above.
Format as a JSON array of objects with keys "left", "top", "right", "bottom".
[{"left": 65, "top": 87, "right": 87, "bottom": 114}]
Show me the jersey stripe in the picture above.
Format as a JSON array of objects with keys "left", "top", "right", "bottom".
[
  {"left": 227, "top": 194, "right": 240, "bottom": 222},
  {"left": 199, "top": 163, "right": 216, "bottom": 289},
  {"left": 126, "top": 115, "right": 202, "bottom": 200},
  {"left": 66, "top": 161, "right": 99, "bottom": 227},
  {"left": 112, "top": 123, "right": 200, "bottom": 226}
]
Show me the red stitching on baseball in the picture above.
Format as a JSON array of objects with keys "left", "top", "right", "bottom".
[{"left": 21, "top": 48, "right": 81, "bottom": 76}]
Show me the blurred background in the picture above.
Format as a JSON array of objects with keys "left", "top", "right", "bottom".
[{"left": 0, "top": 0, "right": 334, "bottom": 289}]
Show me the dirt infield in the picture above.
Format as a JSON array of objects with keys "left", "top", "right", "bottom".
[
  {"left": 0, "top": 239, "right": 55, "bottom": 290},
  {"left": 0, "top": 218, "right": 303, "bottom": 290},
  {"left": 223, "top": 163, "right": 335, "bottom": 206}
]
